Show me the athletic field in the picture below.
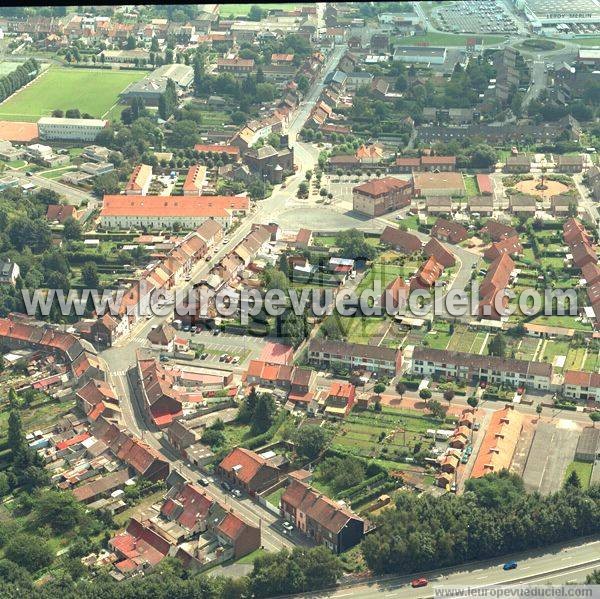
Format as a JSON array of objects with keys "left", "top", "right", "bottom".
[{"left": 0, "top": 67, "right": 146, "bottom": 122}]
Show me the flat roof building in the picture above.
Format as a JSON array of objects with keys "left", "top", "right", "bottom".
[{"left": 38, "top": 117, "right": 107, "bottom": 142}]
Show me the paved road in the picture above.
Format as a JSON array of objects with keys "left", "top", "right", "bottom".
[
  {"left": 7, "top": 166, "right": 98, "bottom": 213},
  {"left": 293, "top": 536, "right": 600, "bottom": 598},
  {"left": 101, "top": 42, "right": 347, "bottom": 551},
  {"left": 522, "top": 57, "right": 546, "bottom": 109}
]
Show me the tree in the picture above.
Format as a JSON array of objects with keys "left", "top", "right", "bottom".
[
  {"left": 590, "top": 411, "right": 600, "bottom": 427},
  {"left": 81, "top": 262, "right": 99, "bottom": 289},
  {"left": 564, "top": 469, "right": 581, "bottom": 490},
  {"left": 443, "top": 389, "right": 455, "bottom": 405},
  {"left": 158, "top": 78, "right": 177, "bottom": 120},
  {"left": 5, "top": 534, "right": 53, "bottom": 572},
  {"left": 292, "top": 425, "right": 329, "bottom": 460},
  {"left": 395, "top": 381, "right": 406, "bottom": 399},
  {"left": 201, "top": 428, "right": 225, "bottom": 447},
  {"left": 150, "top": 36, "right": 159, "bottom": 52},
  {"left": 488, "top": 333, "right": 507, "bottom": 357},
  {"left": 7, "top": 410, "right": 24, "bottom": 459},
  {"left": 93, "top": 172, "right": 119, "bottom": 196},
  {"left": 248, "top": 5, "right": 266, "bottom": 21},
  {"left": 62, "top": 216, "right": 82, "bottom": 240},
  {"left": 467, "top": 397, "right": 479, "bottom": 410},
  {"left": 536, "top": 404, "right": 542, "bottom": 415},
  {"left": 125, "top": 35, "right": 136, "bottom": 50},
  {"left": 297, "top": 181, "right": 309, "bottom": 197},
  {"left": 335, "top": 229, "right": 377, "bottom": 260},
  {"left": 419, "top": 388, "right": 432, "bottom": 400},
  {"left": 32, "top": 489, "right": 89, "bottom": 534},
  {"left": 167, "top": 119, "right": 200, "bottom": 148},
  {"left": 426, "top": 399, "right": 446, "bottom": 420},
  {"left": 251, "top": 392, "right": 276, "bottom": 434},
  {"left": 374, "top": 382, "right": 386, "bottom": 397}
]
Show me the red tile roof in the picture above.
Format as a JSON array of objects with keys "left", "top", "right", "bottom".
[
  {"left": 219, "top": 447, "right": 269, "bottom": 485},
  {"left": 353, "top": 176, "right": 411, "bottom": 197},
  {"left": 101, "top": 195, "right": 249, "bottom": 218}
]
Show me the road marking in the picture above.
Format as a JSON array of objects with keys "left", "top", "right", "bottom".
[{"left": 476, "top": 576, "right": 488, "bottom": 580}]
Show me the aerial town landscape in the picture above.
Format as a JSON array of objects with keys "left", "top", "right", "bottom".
[{"left": 1, "top": 1, "right": 600, "bottom": 597}]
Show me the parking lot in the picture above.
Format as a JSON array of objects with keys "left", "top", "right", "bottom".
[
  {"left": 179, "top": 329, "right": 266, "bottom": 366},
  {"left": 433, "top": 0, "right": 519, "bottom": 34}
]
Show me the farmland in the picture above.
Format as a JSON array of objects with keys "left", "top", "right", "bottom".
[{"left": 0, "top": 67, "right": 146, "bottom": 121}]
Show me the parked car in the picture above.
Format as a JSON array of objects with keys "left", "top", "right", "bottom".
[
  {"left": 200, "top": 352, "right": 208, "bottom": 360},
  {"left": 231, "top": 488, "right": 241, "bottom": 498},
  {"left": 212, "top": 329, "right": 220, "bottom": 336},
  {"left": 282, "top": 521, "right": 294, "bottom": 531},
  {"left": 231, "top": 356, "right": 240, "bottom": 364},
  {"left": 411, "top": 578, "right": 428, "bottom": 588},
  {"left": 503, "top": 561, "right": 518, "bottom": 571},
  {"left": 219, "top": 353, "right": 227, "bottom": 362},
  {"left": 198, "top": 477, "right": 210, "bottom": 487},
  {"left": 159, "top": 355, "right": 169, "bottom": 363}
]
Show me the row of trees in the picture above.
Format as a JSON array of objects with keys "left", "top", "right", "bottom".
[
  {"left": 362, "top": 470, "right": 600, "bottom": 574},
  {"left": 0, "top": 58, "right": 39, "bottom": 104}
]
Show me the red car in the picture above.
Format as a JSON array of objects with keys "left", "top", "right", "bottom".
[{"left": 411, "top": 578, "right": 428, "bottom": 588}]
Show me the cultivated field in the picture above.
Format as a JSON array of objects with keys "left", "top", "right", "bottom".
[{"left": 0, "top": 67, "right": 146, "bottom": 121}]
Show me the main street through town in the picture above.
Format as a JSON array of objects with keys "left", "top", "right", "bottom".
[{"left": 100, "top": 42, "right": 347, "bottom": 553}]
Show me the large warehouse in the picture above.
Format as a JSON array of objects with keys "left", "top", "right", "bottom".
[
  {"left": 120, "top": 63, "right": 194, "bottom": 105},
  {"left": 515, "top": 0, "right": 600, "bottom": 25}
]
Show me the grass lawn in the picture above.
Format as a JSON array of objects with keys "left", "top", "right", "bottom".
[
  {"left": 218, "top": 3, "right": 307, "bottom": 16},
  {"left": 326, "top": 315, "right": 384, "bottom": 344},
  {"left": 583, "top": 349, "right": 600, "bottom": 373},
  {"left": 0, "top": 67, "right": 146, "bottom": 121},
  {"left": 265, "top": 486, "right": 285, "bottom": 508},
  {"left": 463, "top": 175, "right": 479, "bottom": 198},
  {"left": 569, "top": 36, "right": 600, "bottom": 47},
  {"left": 564, "top": 461, "right": 593, "bottom": 489},
  {"left": 565, "top": 347, "right": 586, "bottom": 371},
  {"left": 394, "top": 32, "right": 506, "bottom": 47},
  {"left": 237, "top": 548, "right": 269, "bottom": 564}
]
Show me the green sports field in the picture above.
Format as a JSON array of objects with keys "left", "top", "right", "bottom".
[
  {"left": 0, "top": 67, "right": 146, "bottom": 122},
  {"left": 218, "top": 3, "right": 308, "bottom": 16}
]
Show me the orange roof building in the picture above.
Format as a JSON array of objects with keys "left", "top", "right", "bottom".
[
  {"left": 182, "top": 164, "right": 207, "bottom": 195},
  {"left": 125, "top": 164, "right": 152, "bottom": 195},
  {"left": 100, "top": 195, "right": 249, "bottom": 230},
  {"left": 217, "top": 447, "right": 280, "bottom": 494},
  {"left": 470, "top": 406, "right": 523, "bottom": 479}
]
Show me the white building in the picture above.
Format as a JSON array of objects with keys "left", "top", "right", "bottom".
[{"left": 38, "top": 117, "right": 108, "bottom": 142}]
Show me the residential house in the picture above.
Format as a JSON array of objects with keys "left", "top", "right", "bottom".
[
  {"left": 76, "top": 378, "right": 120, "bottom": 422},
  {"left": 482, "top": 219, "right": 518, "bottom": 242},
  {"left": 425, "top": 196, "right": 453, "bottom": 215},
  {"left": 137, "top": 357, "right": 182, "bottom": 428},
  {"left": 410, "top": 256, "right": 444, "bottom": 292},
  {"left": 478, "top": 253, "right": 515, "bottom": 320},
  {"left": 217, "top": 447, "right": 280, "bottom": 495},
  {"left": 280, "top": 480, "right": 365, "bottom": 553},
  {"left": 424, "top": 237, "right": 456, "bottom": 268},
  {"left": 503, "top": 155, "right": 531, "bottom": 173},
  {"left": 308, "top": 339, "right": 401, "bottom": 377},
  {"left": 551, "top": 194, "right": 576, "bottom": 217},
  {"left": 380, "top": 226, "right": 422, "bottom": 253},
  {"left": 324, "top": 382, "right": 356, "bottom": 419},
  {"left": 125, "top": 164, "right": 152, "bottom": 196},
  {"left": 556, "top": 154, "right": 584, "bottom": 173},
  {"left": 431, "top": 218, "right": 468, "bottom": 244},
  {"left": 509, "top": 194, "right": 537, "bottom": 215},
  {"left": 468, "top": 195, "right": 494, "bottom": 215},
  {"left": 483, "top": 235, "right": 523, "bottom": 262},
  {"left": 411, "top": 348, "right": 552, "bottom": 390}
]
